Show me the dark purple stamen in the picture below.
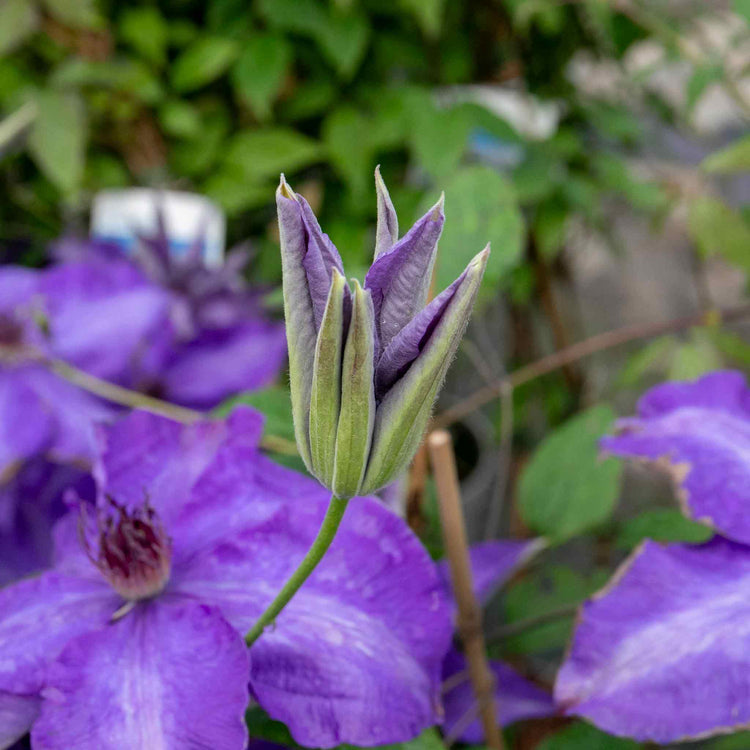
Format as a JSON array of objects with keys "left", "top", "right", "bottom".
[
  {"left": 0, "top": 314, "right": 24, "bottom": 348},
  {"left": 81, "top": 496, "right": 172, "bottom": 601}
]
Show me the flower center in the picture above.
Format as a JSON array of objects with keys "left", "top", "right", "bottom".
[{"left": 82, "top": 496, "right": 172, "bottom": 601}]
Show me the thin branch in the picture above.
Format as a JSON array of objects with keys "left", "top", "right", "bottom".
[
  {"left": 486, "top": 603, "right": 581, "bottom": 643},
  {"left": 434, "top": 302, "right": 750, "bottom": 428},
  {"left": 428, "top": 430, "right": 505, "bottom": 750},
  {"left": 48, "top": 357, "right": 299, "bottom": 455}
]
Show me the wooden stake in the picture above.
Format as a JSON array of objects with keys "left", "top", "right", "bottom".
[{"left": 428, "top": 429, "right": 505, "bottom": 750}]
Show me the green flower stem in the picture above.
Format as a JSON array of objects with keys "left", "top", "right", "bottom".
[{"left": 245, "top": 494, "right": 349, "bottom": 646}]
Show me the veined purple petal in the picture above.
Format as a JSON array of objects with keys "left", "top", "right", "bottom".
[
  {"left": 93, "top": 408, "right": 263, "bottom": 530},
  {"left": 365, "top": 196, "right": 444, "bottom": 353},
  {"left": 374, "top": 270, "right": 460, "bottom": 399},
  {"left": 171, "top": 481, "right": 452, "bottom": 747},
  {"left": 32, "top": 602, "right": 249, "bottom": 750},
  {"left": 438, "top": 539, "right": 544, "bottom": 609},
  {"left": 374, "top": 166, "right": 398, "bottom": 259},
  {"left": 601, "top": 370, "right": 750, "bottom": 544},
  {"left": 0, "top": 572, "right": 117, "bottom": 721},
  {"left": 556, "top": 537, "right": 750, "bottom": 743},
  {"left": 442, "top": 647, "right": 554, "bottom": 742},
  {"left": 158, "top": 320, "right": 286, "bottom": 409}
]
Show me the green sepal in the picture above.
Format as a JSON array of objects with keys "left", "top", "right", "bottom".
[
  {"left": 308, "top": 270, "right": 347, "bottom": 488},
  {"left": 332, "top": 280, "right": 376, "bottom": 498}
]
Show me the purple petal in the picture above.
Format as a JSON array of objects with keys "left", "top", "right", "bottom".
[
  {"left": 40, "top": 257, "right": 173, "bottom": 387},
  {"left": 159, "top": 320, "right": 287, "bottom": 409},
  {"left": 374, "top": 166, "right": 398, "bottom": 259},
  {"left": 556, "top": 537, "right": 750, "bottom": 743},
  {"left": 0, "top": 459, "right": 93, "bottom": 585},
  {"left": 32, "top": 602, "right": 249, "bottom": 750},
  {"left": 602, "top": 370, "right": 750, "bottom": 544},
  {"left": 437, "top": 539, "right": 544, "bottom": 608},
  {"left": 0, "top": 571, "right": 117, "bottom": 744},
  {"left": 365, "top": 197, "right": 444, "bottom": 353},
  {"left": 442, "top": 647, "right": 554, "bottom": 742},
  {"left": 0, "top": 266, "right": 41, "bottom": 312},
  {"left": 0, "top": 368, "right": 52, "bottom": 481},
  {"left": 172, "top": 466, "right": 452, "bottom": 748},
  {"left": 297, "top": 195, "right": 345, "bottom": 331},
  {"left": 374, "top": 264, "right": 464, "bottom": 399},
  {"left": 93, "top": 407, "right": 263, "bottom": 530},
  {"left": 0, "top": 692, "right": 39, "bottom": 749}
]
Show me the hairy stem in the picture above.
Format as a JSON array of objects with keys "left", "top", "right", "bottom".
[{"left": 245, "top": 495, "right": 349, "bottom": 646}]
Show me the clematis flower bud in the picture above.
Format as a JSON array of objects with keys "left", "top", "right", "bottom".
[{"left": 277, "top": 169, "right": 489, "bottom": 498}]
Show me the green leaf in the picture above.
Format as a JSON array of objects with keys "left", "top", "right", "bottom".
[
  {"left": 202, "top": 165, "right": 272, "bottom": 215},
  {"left": 0, "top": 0, "right": 39, "bottom": 56},
  {"left": 710, "top": 329, "right": 750, "bottom": 369},
  {"left": 400, "top": 0, "right": 445, "bottom": 38},
  {"left": 731, "top": 0, "right": 750, "bottom": 24},
  {"left": 616, "top": 509, "right": 713, "bottom": 551},
  {"left": 51, "top": 59, "right": 163, "bottom": 104},
  {"left": 702, "top": 133, "right": 750, "bottom": 174},
  {"left": 257, "top": 0, "right": 368, "bottom": 78},
  {"left": 519, "top": 406, "right": 623, "bottom": 542},
  {"left": 28, "top": 90, "right": 86, "bottom": 194},
  {"left": 686, "top": 64, "right": 723, "bottom": 111},
  {"left": 119, "top": 7, "right": 169, "bottom": 66},
  {"left": 40, "top": 0, "right": 101, "bottom": 28},
  {"left": 536, "top": 722, "right": 642, "bottom": 749},
  {"left": 158, "top": 100, "right": 201, "bottom": 139},
  {"left": 407, "top": 92, "right": 471, "bottom": 179},
  {"left": 687, "top": 196, "right": 750, "bottom": 275},
  {"left": 223, "top": 128, "right": 321, "bottom": 183},
  {"left": 424, "top": 165, "right": 524, "bottom": 298},
  {"left": 502, "top": 565, "right": 607, "bottom": 654},
  {"left": 322, "top": 106, "right": 373, "bottom": 201},
  {"left": 231, "top": 34, "right": 291, "bottom": 121},
  {"left": 534, "top": 199, "right": 568, "bottom": 260},
  {"left": 668, "top": 330, "right": 723, "bottom": 381},
  {"left": 313, "top": 8, "right": 369, "bottom": 79},
  {"left": 170, "top": 107, "right": 229, "bottom": 177},
  {"left": 171, "top": 36, "right": 239, "bottom": 92},
  {"left": 705, "top": 731, "right": 750, "bottom": 749},
  {"left": 618, "top": 336, "right": 677, "bottom": 387}
]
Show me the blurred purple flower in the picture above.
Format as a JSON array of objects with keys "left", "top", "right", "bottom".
[
  {"left": 0, "top": 407, "right": 453, "bottom": 749},
  {"left": 50, "top": 216, "right": 286, "bottom": 408},
  {"left": 556, "top": 370, "right": 750, "bottom": 743},
  {"left": 0, "top": 266, "right": 113, "bottom": 485},
  {"left": 437, "top": 540, "right": 554, "bottom": 742}
]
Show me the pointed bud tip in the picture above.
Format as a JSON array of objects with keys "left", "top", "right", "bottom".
[
  {"left": 278, "top": 174, "right": 295, "bottom": 200},
  {"left": 473, "top": 244, "right": 491, "bottom": 267},
  {"left": 430, "top": 192, "right": 446, "bottom": 221}
]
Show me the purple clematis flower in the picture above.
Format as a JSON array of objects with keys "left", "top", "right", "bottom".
[
  {"left": 50, "top": 215, "right": 286, "bottom": 409},
  {"left": 0, "top": 266, "right": 113, "bottom": 485},
  {"left": 0, "top": 407, "right": 453, "bottom": 749},
  {"left": 556, "top": 370, "right": 750, "bottom": 743},
  {"left": 438, "top": 540, "right": 554, "bottom": 742},
  {"left": 601, "top": 369, "right": 750, "bottom": 543}
]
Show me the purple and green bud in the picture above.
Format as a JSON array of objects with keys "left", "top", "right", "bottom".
[{"left": 277, "top": 169, "right": 489, "bottom": 497}]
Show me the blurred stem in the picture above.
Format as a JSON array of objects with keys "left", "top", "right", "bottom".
[
  {"left": 48, "top": 357, "right": 298, "bottom": 455},
  {"left": 434, "top": 301, "right": 750, "bottom": 428},
  {"left": 245, "top": 495, "right": 349, "bottom": 646},
  {"left": 428, "top": 429, "right": 505, "bottom": 750}
]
